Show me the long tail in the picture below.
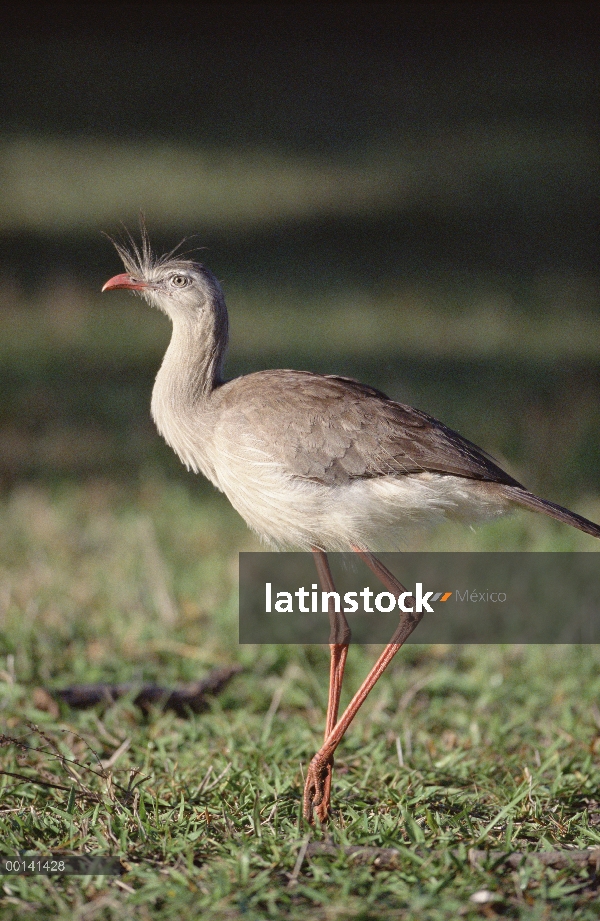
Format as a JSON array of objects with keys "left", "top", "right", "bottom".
[{"left": 499, "top": 485, "right": 600, "bottom": 539}]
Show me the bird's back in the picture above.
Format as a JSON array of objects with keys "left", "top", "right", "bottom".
[{"left": 211, "top": 369, "right": 521, "bottom": 489}]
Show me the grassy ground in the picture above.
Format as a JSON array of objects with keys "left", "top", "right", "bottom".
[
  {"left": 1, "top": 478, "right": 600, "bottom": 920},
  {"left": 0, "top": 128, "right": 596, "bottom": 234}
]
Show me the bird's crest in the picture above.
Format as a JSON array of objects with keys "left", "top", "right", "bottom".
[{"left": 104, "top": 216, "right": 206, "bottom": 278}]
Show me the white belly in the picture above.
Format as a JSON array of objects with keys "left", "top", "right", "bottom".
[{"left": 211, "top": 448, "right": 509, "bottom": 551}]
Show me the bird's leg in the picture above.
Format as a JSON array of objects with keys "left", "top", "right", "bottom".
[
  {"left": 312, "top": 551, "right": 351, "bottom": 733},
  {"left": 303, "top": 550, "right": 424, "bottom": 823},
  {"left": 306, "top": 549, "right": 351, "bottom": 824}
]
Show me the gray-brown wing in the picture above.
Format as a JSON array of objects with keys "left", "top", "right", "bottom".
[{"left": 213, "top": 370, "right": 523, "bottom": 488}]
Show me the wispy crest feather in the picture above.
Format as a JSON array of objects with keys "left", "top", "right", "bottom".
[{"left": 105, "top": 217, "right": 205, "bottom": 278}]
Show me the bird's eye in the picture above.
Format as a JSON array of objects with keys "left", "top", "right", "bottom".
[{"left": 171, "top": 275, "right": 190, "bottom": 288}]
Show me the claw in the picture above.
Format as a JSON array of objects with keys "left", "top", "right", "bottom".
[{"left": 303, "top": 753, "right": 333, "bottom": 823}]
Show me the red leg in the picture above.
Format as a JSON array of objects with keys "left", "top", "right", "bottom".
[
  {"left": 303, "top": 550, "right": 423, "bottom": 822},
  {"left": 306, "top": 549, "right": 351, "bottom": 823}
]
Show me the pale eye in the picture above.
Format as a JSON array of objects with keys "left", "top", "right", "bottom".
[{"left": 171, "top": 274, "right": 190, "bottom": 288}]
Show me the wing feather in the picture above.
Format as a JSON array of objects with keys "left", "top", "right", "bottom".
[{"left": 213, "top": 370, "right": 523, "bottom": 488}]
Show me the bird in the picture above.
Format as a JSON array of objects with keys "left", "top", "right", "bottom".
[{"left": 102, "top": 229, "right": 600, "bottom": 824}]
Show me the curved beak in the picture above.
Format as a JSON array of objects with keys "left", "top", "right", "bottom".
[{"left": 102, "top": 273, "right": 149, "bottom": 292}]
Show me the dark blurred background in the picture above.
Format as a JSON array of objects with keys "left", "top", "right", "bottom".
[{"left": 0, "top": 1, "right": 599, "bottom": 501}]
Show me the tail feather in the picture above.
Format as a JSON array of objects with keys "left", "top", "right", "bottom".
[{"left": 500, "top": 485, "right": 600, "bottom": 539}]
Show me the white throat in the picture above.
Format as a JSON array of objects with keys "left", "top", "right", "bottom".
[{"left": 150, "top": 317, "right": 223, "bottom": 484}]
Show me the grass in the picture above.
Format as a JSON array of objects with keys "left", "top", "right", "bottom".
[
  {"left": 0, "top": 127, "right": 596, "bottom": 233},
  {"left": 1, "top": 478, "right": 600, "bottom": 919}
]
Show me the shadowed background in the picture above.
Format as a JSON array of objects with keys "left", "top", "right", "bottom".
[{"left": 0, "top": 1, "right": 598, "bottom": 504}]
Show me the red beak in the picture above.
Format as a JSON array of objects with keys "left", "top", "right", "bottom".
[{"left": 102, "top": 273, "right": 149, "bottom": 292}]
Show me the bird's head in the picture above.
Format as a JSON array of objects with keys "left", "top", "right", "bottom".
[{"left": 102, "top": 230, "right": 225, "bottom": 325}]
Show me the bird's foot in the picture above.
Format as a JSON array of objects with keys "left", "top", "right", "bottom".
[{"left": 303, "top": 752, "right": 333, "bottom": 824}]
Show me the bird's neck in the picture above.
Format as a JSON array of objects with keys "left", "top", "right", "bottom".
[
  {"left": 159, "top": 306, "right": 228, "bottom": 401},
  {"left": 150, "top": 307, "right": 228, "bottom": 475}
]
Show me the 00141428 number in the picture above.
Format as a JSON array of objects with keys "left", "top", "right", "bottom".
[{"left": 0, "top": 856, "right": 123, "bottom": 875}]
